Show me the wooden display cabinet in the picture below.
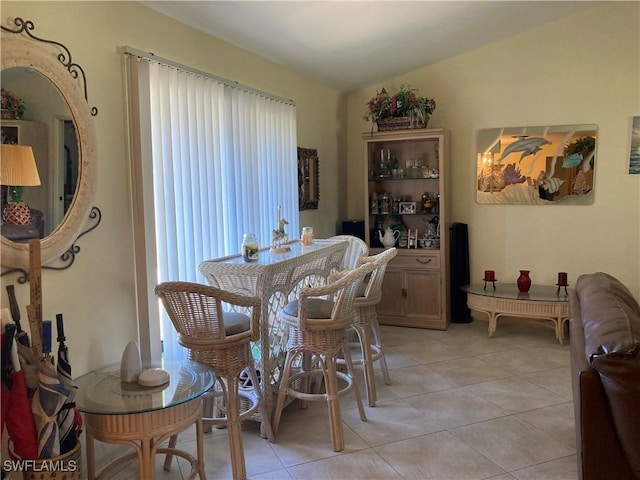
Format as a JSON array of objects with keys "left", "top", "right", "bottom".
[{"left": 363, "top": 128, "right": 450, "bottom": 329}]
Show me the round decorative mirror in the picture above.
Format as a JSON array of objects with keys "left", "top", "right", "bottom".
[{"left": 1, "top": 30, "right": 97, "bottom": 270}]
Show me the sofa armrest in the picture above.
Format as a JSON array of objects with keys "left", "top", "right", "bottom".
[
  {"left": 574, "top": 272, "right": 640, "bottom": 478},
  {"left": 576, "top": 370, "right": 637, "bottom": 480}
]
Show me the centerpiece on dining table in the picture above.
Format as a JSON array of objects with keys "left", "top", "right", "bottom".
[{"left": 364, "top": 84, "right": 436, "bottom": 132}]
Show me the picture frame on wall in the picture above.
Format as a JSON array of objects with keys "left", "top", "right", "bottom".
[{"left": 476, "top": 124, "right": 597, "bottom": 205}]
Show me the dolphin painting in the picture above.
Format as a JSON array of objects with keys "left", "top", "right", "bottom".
[{"left": 497, "top": 137, "right": 551, "bottom": 164}]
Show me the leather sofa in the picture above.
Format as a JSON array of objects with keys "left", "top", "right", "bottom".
[{"left": 570, "top": 272, "right": 640, "bottom": 480}]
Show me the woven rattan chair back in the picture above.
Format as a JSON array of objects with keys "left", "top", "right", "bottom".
[
  {"left": 155, "top": 281, "right": 259, "bottom": 349},
  {"left": 328, "top": 234, "right": 368, "bottom": 270},
  {"left": 284, "top": 257, "right": 376, "bottom": 333},
  {"left": 356, "top": 247, "right": 397, "bottom": 308}
]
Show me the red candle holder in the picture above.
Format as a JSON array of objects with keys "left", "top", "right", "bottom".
[
  {"left": 556, "top": 272, "right": 569, "bottom": 294},
  {"left": 483, "top": 270, "right": 496, "bottom": 289}
]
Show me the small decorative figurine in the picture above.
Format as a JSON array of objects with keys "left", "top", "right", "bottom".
[{"left": 271, "top": 205, "right": 291, "bottom": 253}]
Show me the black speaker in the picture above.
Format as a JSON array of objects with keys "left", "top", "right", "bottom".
[
  {"left": 341, "top": 220, "right": 365, "bottom": 240},
  {"left": 450, "top": 222, "right": 473, "bottom": 323}
]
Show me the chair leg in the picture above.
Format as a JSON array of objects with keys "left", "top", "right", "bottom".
[
  {"left": 371, "top": 312, "right": 392, "bottom": 385},
  {"left": 201, "top": 390, "right": 214, "bottom": 433},
  {"left": 202, "top": 378, "right": 227, "bottom": 431},
  {"left": 226, "top": 374, "right": 247, "bottom": 480},
  {"left": 342, "top": 345, "right": 367, "bottom": 422},
  {"left": 298, "top": 351, "right": 314, "bottom": 409},
  {"left": 353, "top": 321, "right": 377, "bottom": 407},
  {"left": 272, "top": 350, "right": 296, "bottom": 438},
  {"left": 324, "top": 355, "right": 345, "bottom": 452},
  {"left": 163, "top": 434, "right": 178, "bottom": 471}
]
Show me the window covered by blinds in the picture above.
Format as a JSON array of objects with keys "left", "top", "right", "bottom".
[{"left": 125, "top": 52, "right": 298, "bottom": 359}]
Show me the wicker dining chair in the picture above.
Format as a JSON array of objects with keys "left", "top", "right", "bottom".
[
  {"left": 154, "top": 281, "right": 274, "bottom": 480},
  {"left": 328, "top": 234, "right": 368, "bottom": 269},
  {"left": 350, "top": 247, "right": 397, "bottom": 406},
  {"left": 271, "top": 259, "right": 379, "bottom": 452}
]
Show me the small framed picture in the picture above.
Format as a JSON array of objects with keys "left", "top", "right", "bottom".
[{"left": 399, "top": 202, "right": 417, "bottom": 214}]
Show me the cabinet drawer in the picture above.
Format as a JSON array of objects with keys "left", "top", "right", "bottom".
[{"left": 391, "top": 252, "right": 440, "bottom": 269}]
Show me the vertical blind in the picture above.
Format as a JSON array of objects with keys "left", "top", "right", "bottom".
[{"left": 125, "top": 53, "right": 298, "bottom": 360}]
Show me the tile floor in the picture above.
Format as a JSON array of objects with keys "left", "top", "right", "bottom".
[{"left": 90, "top": 317, "right": 578, "bottom": 479}]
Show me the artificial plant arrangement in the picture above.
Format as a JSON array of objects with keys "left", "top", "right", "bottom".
[
  {"left": 364, "top": 85, "right": 436, "bottom": 130},
  {"left": 1, "top": 88, "right": 26, "bottom": 119}
]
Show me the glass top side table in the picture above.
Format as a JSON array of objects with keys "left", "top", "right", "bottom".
[
  {"left": 75, "top": 358, "right": 214, "bottom": 414},
  {"left": 461, "top": 283, "right": 570, "bottom": 345},
  {"left": 75, "top": 358, "right": 215, "bottom": 480}
]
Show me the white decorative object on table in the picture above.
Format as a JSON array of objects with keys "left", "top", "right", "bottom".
[
  {"left": 120, "top": 340, "right": 142, "bottom": 383},
  {"left": 138, "top": 367, "right": 170, "bottom": 387}
]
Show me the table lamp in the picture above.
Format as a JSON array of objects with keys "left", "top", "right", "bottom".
[{"left": 1, "top": 144, "right": 41, "bottom": 225}]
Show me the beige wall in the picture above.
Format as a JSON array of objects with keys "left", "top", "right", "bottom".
[
  {"left": 346, "top": 2, "right": 640, "bottom": 297},
  {"left": 0, "top": 1, "right": 343, "bottom": 374}
]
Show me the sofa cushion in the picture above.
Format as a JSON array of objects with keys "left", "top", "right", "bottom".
[{"left": 575, "top": 272, "right": 640, "bottom": 477}]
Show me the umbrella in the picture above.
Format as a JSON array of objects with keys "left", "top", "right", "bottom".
[
  {"left": 6, "top": 285, "right": 30, "bottom": 347},
  {"left": 1, "top": 323, "right": 38, "bottom": 460},
  {"left": 55, "top": 313, "right": 81, "bottom": 454},
  {"left": 31, "top": 320, "right": 70, "bottom": 459}
]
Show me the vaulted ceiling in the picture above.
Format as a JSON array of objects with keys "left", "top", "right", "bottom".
[{"left": 142, "top": 1, "right": 602, "bottom": 93}]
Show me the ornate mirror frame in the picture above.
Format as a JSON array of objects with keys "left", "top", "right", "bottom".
[
  {"left": 1, "top": 19, "right": 98, "bottom": 273},
  {"left": 297, "top": 147, "right": 319, "bottom": 210}
]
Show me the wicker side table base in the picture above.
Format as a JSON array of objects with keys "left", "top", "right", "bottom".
[
  {"left": 84, "top": 397, "right": 205, "bottom": 480},
  {"left": 466, "top": 291, "right": 569, "bottom": 345}
]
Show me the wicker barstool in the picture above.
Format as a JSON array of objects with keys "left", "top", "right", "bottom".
[
  {"left": 271, "top": 259, "right": 378, "bottom": 452},
  {"left": 154, "top": 281, "right": 274, "bottom": 480},
  {"left": 350, "top": 248, "right": 397, "bottom": 406}
]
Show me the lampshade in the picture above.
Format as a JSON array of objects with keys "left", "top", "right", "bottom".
[{"left": 1, "top": 144, "right": 41, "bottom": 186}]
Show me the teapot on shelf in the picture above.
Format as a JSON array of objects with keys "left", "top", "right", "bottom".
[{"left": 378, "top": 227, "right": 399, "bottom": 248}]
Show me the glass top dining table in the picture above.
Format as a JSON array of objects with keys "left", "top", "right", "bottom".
[{"left": 198, "top": 239, "right": 348, "bottom": 415}]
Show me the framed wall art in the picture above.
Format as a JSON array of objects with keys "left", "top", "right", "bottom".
[
  {"left": 297, "top": 147, "right": 319, "bottom": 210},
  {"left": 476, "top": 124, "right": 597, "bottom": 205}
]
